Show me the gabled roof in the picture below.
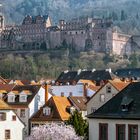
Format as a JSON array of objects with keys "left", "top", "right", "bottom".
[
  {"left": 68, "top": 96, "right": 87, "bottom": 111},
  {"left": 86, "top": 80, "right": 129, "bottom": 104},
  {"left": 30, "top": 96, "right": 71, "bottom": 122},
  {"left": 0, "top": 99, "right": 12, "bottom": 110},
  {"left": 87, "top": 82, "right": 140, "bottom": 119}
]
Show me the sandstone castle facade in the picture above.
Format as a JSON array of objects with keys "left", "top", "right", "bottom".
[{"left": 0, "top": 14, "right": 140, "bottom": 56}]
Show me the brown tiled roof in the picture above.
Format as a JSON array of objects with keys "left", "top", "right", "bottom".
[
  {"left": 0, "top": 76, "right": 8, "bottom": 84},
  {"left": 31, "top": 96, "right": 71, "bottom": 122},
  {"left": 88, "top": 85, "right": 101, "bottom": 91},
  {"left": 0, "top": 84, "right": 16, "bottom": 92},
  {"left": 68, "top": 96, "right": 87, "bottom": 111},
  {"left": 109, "top": 80, "right": 130, "bottom": 91},
  {"left": 0, "top": 99, "right": 12, "bottom": 110}
]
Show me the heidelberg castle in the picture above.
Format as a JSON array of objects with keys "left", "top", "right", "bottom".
[{"left": 0, "top": 14, "right": 140, "bottom": 56}]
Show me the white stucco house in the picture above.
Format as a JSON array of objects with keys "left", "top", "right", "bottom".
[
  {"left": 0, "top": 99, "right": 24, "bottom": 140},
  {"left": 2, "top": 84, "right": 52, "bottom": 137},
  {"left": 87, "top": 82, "right": 140, "bottom": 140}
]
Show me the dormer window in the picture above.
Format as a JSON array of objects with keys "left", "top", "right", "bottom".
[
  {"left": 20, "top": 95, "right": 27, "bottom": 102},
  {"left": 121, "top": 96, "right": 133, "bottom": 112},
  {"left": 8, "top": 92, "right": 15, "bottom": 102},
  {"left": 43, "top": 107, "right": 51, "bottom": 116}
]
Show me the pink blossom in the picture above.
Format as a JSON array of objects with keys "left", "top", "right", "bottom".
[{"left": 26, "top": 123, "right": 83, "bottom": 140}]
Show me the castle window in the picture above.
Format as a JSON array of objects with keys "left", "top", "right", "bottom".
[
  {"left": 81, "top": 31, "right": 83, "bottom": 34},
  {"left": 76, "top": 32, "right": 78, "bottom": 34}
]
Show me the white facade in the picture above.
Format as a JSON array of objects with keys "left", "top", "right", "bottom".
[
  {"left": 51, "top": 83, "right": 84, "bottom": 97},
  {"left": 87, "top": 82, "right": 119, "bottom": 115},
  {"left": 0, "top": 110, "right": 24, "bottom": 140},
  {"left": 89, "top": 118, "right": 140, "bottom": 140}
]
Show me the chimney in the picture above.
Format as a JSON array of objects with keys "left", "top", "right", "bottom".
[
  {"left": 83, "top": 83, "right": 88, "bottom": 97},
  {"left": 45, "top": 83, "right": 50, "bottom": 102}
]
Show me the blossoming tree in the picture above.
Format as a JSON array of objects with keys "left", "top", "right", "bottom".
[{"left": 26, "top": 123, "right": 82, "bottom": 140}]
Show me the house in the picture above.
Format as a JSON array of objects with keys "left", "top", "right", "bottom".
[
  {"left": 30, "top": 96, "right": 71, "bottom": 127},
  {"left": 86, "top": 80, "right": 130, "bottom": 115},
  {"left": 0, "top": 84, "right": 51, "bottom": 136},
  {"left": 68, "top": 96, "right": 87, "bottom": 119},
  {"left": 87, "top": 82, "right": 140, "bottom": 140},
  {"left": 0, "top": 99, "right": 24, "bottom": 140}
]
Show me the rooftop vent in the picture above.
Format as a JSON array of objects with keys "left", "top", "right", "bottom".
[
  {"left": 92, "top": 69, "right": 96, "bottom": 72},
  {"left": 77, "top": 69, "right": 82, "bottom": 75},
  {"left": 64, "top": 70, "right": 69, "bottom": 73},
  {"left": 106, "top": 68, "right": 112, "bottom": 73}
]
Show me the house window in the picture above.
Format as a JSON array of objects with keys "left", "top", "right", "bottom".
[
  {"left": 0, "top": 112, "right": 6, "bottom": 121},
  {"left": 5, "top": 130, "right": 10, "bottom": 139},
  {"left": 106, "top": 86, "right": 111, "bottom": 93},
  {"left": 128, "top": 125, "right": 138, "bottom": 140},
  {"left": 69, "top": 92, "right": 73, "bottom": 96},
  {"left": 116, "top": 124, "right": 125, "bottom": 140},
  {"left": 91, "top": 107, "right": 96, "bottom": 113},
  {"left": 100, "top": 94, "right": 105, "bottom": 102},
  {"left": 61, "top": 92, "right": 64, "bottom": 97},
  {"left": 43, "top": 107, "right": 51, "bottom": 116},
  {"left": 99, "top": 123, "right": 108, "bottom": 140},
  {"left": 19, "top": 95, "right": 27, "bottom": 102},
  {"left": 8, "top": 95, "right": 15, "bottom": 102},
  {"left": 20, "top": 109, "right": 25, "bottom": 118},
  {"left": 12, "top": 115, "right": 16, "bottom": 121}
]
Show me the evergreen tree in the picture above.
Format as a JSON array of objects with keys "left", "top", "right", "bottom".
[
  {"left": 67, "top": 110, "right": 88, "bottom": 139},
  {"left": 121, "top": 10, "right": 127, "bottom": 21}
]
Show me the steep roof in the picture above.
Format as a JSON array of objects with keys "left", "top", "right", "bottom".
[
  {"left": 31, "top": 96, "right": 71, "bottom": 122},
  {"left": 56, "top": 70, "right": 117, "bottom": 84},
  {"left": 0, "top": 84, "right": 16, "bottom": 92},
  {"left": 87, "top": 82, "right": 140, "bottom": 119},
  {"left": 68, "top": 96, "right": 87, "bottom": 111},
  {"left": 0, "top": 99, "right": 12, "bottom": 110},
  {"left": 115, "top": 68, "right": 140, "bottom": 78}
]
